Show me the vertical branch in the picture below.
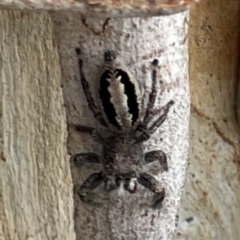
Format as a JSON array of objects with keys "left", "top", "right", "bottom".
[{"left": 53, "top": 11, "right": 190, "bottom": 240}]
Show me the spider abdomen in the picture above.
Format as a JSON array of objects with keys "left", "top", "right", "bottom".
[{"left": 99, "top": 68, "right": 141, "bottom": 131}]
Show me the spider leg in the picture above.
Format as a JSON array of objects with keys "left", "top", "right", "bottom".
[
  {"left": 137, "top": 172, "right": 165, "bottom": 209},
  {"left": 135, "top": 100, "right": 174, "bottom": 142},
  {"left": 76, "top": 48, "right": 107, "bottom": 127},
  {"left": 74, "top": 152, "right": 100, "bottom": 168},
  {"left": 75, "top": 125, "right": 95, "bottom": 133},
  {"left": 144, "top": 150, "right": 168, "bottom": 172},
  {"left": 77, "top": 171, "right": 107, "bottom": 205},
  {"left": 147, "top": 100, "right": 174, "bottom": 134},
  {"left": 140, "top": 59, "right": 159, "bottom": 128},
  {"left": 74, "top": 124, "right": 105, "bottom": 143}
]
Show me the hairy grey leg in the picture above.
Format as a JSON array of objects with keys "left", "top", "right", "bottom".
[
  {"left": 134, "top": 59, "right": 160, "bottom": 134},
  {"left": 75, "top": 124, "right": 105, "bottom": 143},
  {"left": 138, "top": 172, "right": 165, "bottom": 209},
  {"left": 75, "top": 125, "right": 95, "bottom": 133},
  {"left": 135, "top": 100, "right": 174, "bottom": 142},
  {"left": 140, "top": 59, "right": 159, "bottom": 127},
  {"left": 144, "top": 150, "right": 168, "bottom": 172},
  {"left": 147, "top": 100, "right": 174, "bottom": 133},
  {"left": 74, "top": 152, "right": 100, "bottom": 168},
  {"left": 77, "top": 171, "right": 107, "bottom": 205},
  {"left": 73, "top": 125, "right": 104, "bottom": 167},
  {"left": 76, "top": 48, "right": 107, "bottom": 127}
]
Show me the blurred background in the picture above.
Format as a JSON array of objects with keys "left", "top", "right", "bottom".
[{"left": 176, "top": 1, "right": 240, "bottom": 239}]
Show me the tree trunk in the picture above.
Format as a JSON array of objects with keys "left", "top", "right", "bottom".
[
  {"left": 52, "top": 12, "right": 190, "bottom": 240},
  {"left": 0, "top": 9, "right": 191, "bottom": 240}
]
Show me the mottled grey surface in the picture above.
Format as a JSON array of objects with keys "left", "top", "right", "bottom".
[{"left": 52, "top": 12, "right": 190, "bottom": 240}]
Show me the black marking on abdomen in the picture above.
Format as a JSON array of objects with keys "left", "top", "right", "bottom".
[
  {"left": 99, "top": 70, "right": 121, "bottom": 129},
  {"left": 115, "top": 69, "right": 139, "bottom": 125}
]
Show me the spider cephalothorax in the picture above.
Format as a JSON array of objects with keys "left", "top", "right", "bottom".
[{"left": 74, "top": 48, "right": 174, "bottom": 209}]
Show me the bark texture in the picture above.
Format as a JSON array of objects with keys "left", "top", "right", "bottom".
[
  {"left": 176, "top": 1, "right": 240, "bottom": 239},
  {"left": 0, "top": 8, "right": 191, "bottom": 240},
  {"left": 0, "top": 11, "right": 75, "bottom": 240},
  {"left": 52, "top": 12, "right": 190, "bottom": 240},
  {"left": 0, "top": 0, "right": 199, "bottom": 18}
]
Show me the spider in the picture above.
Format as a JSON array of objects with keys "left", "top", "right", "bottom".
[{"left": 73, "top": 48, "right": 174, "bottom": 209}]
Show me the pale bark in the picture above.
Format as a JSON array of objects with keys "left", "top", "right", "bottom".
[
  {"left": 0, "top": 11, "right": 75, "bottom": 240},
  {"left": 52, "top": 12, "right": 190, "bottom": 240},
  {"left": 0, "top": 8, "right": 191, "bottom": 240},
  {"left": 176, "top": 0, "right": 240, "bottom": 240}
]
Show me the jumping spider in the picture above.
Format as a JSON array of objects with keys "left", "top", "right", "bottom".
[{"left": 74, "top": 48, "right": 174, "bottom": 209}]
